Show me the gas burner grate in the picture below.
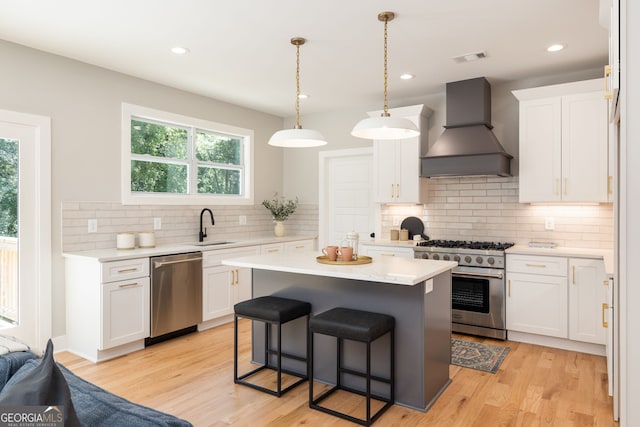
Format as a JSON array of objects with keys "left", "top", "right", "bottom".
[{"left": 416, "top": 240, "right": 515, "bottom": 251}]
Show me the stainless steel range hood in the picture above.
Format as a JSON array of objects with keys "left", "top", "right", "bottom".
[{"left": 421, "top": 77, "right": 512, "bottom": 177}]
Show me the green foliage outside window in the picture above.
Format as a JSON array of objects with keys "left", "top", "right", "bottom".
[
  {"left": 130, "top": 118, "right": 244, "bottom": 196},
  {"left": 0, "top": 138, "right": 18, "bottom": 237}
]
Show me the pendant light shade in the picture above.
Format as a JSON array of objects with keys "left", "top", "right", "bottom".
[
  {"left": 351, "top": 11, "right": 420, "bottom": 140},
  {"left": 269, "top": 37, "right": 327, "bottom": 148}
]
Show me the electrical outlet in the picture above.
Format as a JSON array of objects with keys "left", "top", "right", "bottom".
[
  {"left": 88, "top": 219, "right": 97, "bottom": 233},
  {"left": 544, "top": 217, "right": 555, "bottom": 230},
  {"left": 392, "top": 216, "right": 400, "bottom": 226},
  {"left": 153, "top": 217, "right": 162, "bottom": 230},
  {"left": 239, "top": 215, "right": 247, "bottom": 225}
]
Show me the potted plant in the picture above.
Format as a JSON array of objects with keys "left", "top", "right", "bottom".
[{"left": 262, "top": 193, "right": 299, "bottom": 237}]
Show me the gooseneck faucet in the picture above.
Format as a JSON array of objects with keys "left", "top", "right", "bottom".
[{"left": 199, "top": 208, "right": 215, "bottom": 242}]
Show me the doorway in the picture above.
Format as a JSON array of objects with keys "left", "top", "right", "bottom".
[
  {"left": 318, "top": 148, "right": 376, "bottom": 249},
  {"left": 0, "top": 110, "right": 51, "bottom": 351}
]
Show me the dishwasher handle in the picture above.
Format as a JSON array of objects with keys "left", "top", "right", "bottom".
[{"left": 154, "top": 256, "right": 202, "bottom": 269}]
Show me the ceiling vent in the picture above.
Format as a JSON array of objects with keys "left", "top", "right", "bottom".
[{"left": 452, "top": 51, "right": 487, "bottom": 63}]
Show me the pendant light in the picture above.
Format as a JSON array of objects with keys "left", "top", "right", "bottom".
[
  {"left": 351, "top": 11, "right": 420, "bottom": 140},
  {"left": 269, "top": 37, "right": 327, "bottom": 147}
]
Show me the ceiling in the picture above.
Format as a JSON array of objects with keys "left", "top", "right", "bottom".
[{"left": 0, "top": 0, "right": 608, "bottom": 117}]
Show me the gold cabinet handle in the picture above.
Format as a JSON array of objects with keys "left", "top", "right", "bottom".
[
  {"left": 602, "top": 303, "right": 609, "bottom": 328},
  {"left": 508, "top": 279, "right": 511, "bottom": 297},
  {"left": 572, "top": 265, "right": 576, "bottom": 285},
  {"left": 604, "top": 279, "right": 610, "bottom": 286},
  {"left": 604, "top": 65, "right": 613, "bottom": 100},
  {"left": 608, "top": 176, "right": 613, "bottom": 195},
  {"left": 396, "top": 183, "right": 400, "bottom": 198},
  {"left": 525, "top": 263, "right": 546, "bottom": 268},
  {"left": 118, "top": 281, "right": 140, "bottom": 288},
  {"left": 391, "top": 184, "right": 395, "bottom": 199}
]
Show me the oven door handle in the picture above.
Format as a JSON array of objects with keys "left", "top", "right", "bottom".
[{"left": 453, "top": 271, "right": 503, "bottom": 280}]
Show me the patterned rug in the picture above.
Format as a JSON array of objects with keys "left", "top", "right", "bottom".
[{"left": 451, "top": 338, "right": 510, "bottom": 373}]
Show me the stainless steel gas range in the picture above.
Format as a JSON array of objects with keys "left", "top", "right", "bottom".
[{"left": 414, "top": 240, "right": 514, "bottom": 340}]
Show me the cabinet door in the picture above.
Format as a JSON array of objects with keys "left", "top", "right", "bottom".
[
  {"left": 569, "top": 258, "right": 607, "bottom": 344},
  {"left": 506, "top": 272, "right": 568, "bottom": 338},
  {"left": 202, "top": 265, "right": 234, "bottom": 320},
  {"left": 518, "top": 97, "right": 562, "bottom": 202},
  {"left": 261, "top": 243, "right": 284, "bottom": 254},
  {"left": 562, "top": 92, "right": 608, "bottom": 202},
  {"left": 396, "top": 138, "right": 422, "bottom": 203},
  {"left": 373, "top": 141, "right": 399, "bottom": 203},
  {"left": 101, "top": 277, "right": 150, "bottom": 349},
  {"left": 234, "top": 267, "right": 253, "bottom": 304},
  {"left": 284, "top": 239, "right": 315, "bottom": 252}
]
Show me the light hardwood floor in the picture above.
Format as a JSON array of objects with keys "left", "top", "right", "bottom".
[{"left": 55, "top": 320, "right": 617, "bottom": 426}]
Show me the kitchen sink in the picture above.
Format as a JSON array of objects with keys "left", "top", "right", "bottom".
[{"left": 194, "top": 240, "right": 235, "bottom": 246}]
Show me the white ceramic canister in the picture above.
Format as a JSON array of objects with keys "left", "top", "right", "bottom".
[
  {"left": 138, "top": 231, "right": 156, "bottom": 248},
  {"left": 116, "top": 232, "right": 135, "bottom": 250}
]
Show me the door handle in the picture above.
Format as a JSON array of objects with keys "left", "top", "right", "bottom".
[
  {"left": 602, "top": 303, "right": 609, "bottom": 328},
  {"left": 604, "top": 65, "right": 613, "bottom": 100}
]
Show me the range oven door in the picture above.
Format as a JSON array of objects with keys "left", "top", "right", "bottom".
[{"left": 451, "top": 266, "right": 505, "bottom": 333}]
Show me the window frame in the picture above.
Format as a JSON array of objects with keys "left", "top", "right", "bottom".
[{"left": 121, "top": 103, "right": 254, "bottom": 205}]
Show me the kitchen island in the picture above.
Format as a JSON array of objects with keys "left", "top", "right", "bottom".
[{"left": 223, "top": 252, "right": 456, "bottom": 411}]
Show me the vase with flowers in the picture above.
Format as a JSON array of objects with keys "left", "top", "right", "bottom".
[{"left": 262, "top": 193, "right": 299, "bottom": 237}]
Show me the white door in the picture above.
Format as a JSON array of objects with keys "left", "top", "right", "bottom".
[
  {"left": 0, "top": 111, "right": 51, "bottom": 351},
  {"left": 319, "top": 148, "right": 375, "bottom": 249}
]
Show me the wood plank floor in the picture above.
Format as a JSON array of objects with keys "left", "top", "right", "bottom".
[{"left": 55, "top": 320, "right": 617, "bottom": 426}]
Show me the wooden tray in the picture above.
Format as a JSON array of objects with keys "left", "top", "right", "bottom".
[{"left": 316, "top": 255, "right": 373, "bottom": 265}]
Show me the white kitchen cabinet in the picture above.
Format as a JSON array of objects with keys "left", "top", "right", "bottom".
[
  {"left": 202, "top": 246, "right": 259, "bottom": 321},
  {"left": 513, "top": 79, "right": 609, "bottom": 203},
  {"left": 65, "top": 256, "right": 150, "bottom": 362},
  {"left": 507, "top": 254, "right": 608, "bottom": 345},
  {"left": 371, "top": 104, "right": 431, "bottom": 204},
  {"left": 506, "top": 255, "right": 568, "bottom": 338},
  {"left": 569, "top": 258, "right": 607, "bottom": 345},
  {"left": 284, "top": 239, "right": 315, "bottom": 252},
  {"left": 360, "top": 244, "right": 414, "bottom": 259},
  {"left": 260, "top": 242, "right": 284, "bottom": 254}
]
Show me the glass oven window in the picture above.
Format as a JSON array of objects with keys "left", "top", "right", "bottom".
[{"left": 452, "top": 276, "right": 490, "bottom": 313}]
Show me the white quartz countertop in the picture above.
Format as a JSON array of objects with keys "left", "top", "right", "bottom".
[
  {"left": 62, "top": 235, "right": 316, "bottom": 262},
  {"left": 506, "top": 245, "right": 614, "bottom": 276},
  {"left": 222, "top": 251, "right": 456, "bottom": 286}
]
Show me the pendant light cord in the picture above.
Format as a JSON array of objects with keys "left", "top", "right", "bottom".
[
  {"left": 382, "top": 16, "right": 389, "bottom": 116},
  {"left": 295, "top": 40, "right": 302, "bottom": 129}
]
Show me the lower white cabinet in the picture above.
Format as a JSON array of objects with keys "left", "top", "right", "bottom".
[
  {"left": 260, "top": 243, "right": 284, "bottom": 254},
  {"left": 65, "top": 256, "right": 150, "bottom": 362},
  {"left": 569, "top": 258, "right": 607, "bottom": 344},
  {"left": 202, "top": 246, "right": 260, "bottom": 321},
  {"left": 506, "top": 254, "right": 607, "bottom": 345},
  {"left": 360, "top": 244, "right": 414, "bottom": 259},
  {"left": 284, "top": 239, "right": 315, "bottom": 252},
  {"left": 101, "top": 277, "right": 150, "bottom": 349}
]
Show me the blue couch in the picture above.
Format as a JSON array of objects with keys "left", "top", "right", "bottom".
[{"left": 0, "top": 351, "right": 192, "bottom": 426}]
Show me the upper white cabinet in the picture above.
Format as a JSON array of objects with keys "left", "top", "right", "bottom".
[
  {"left": 513, "top": 79, "right": 609, "bottom": 203},
  {"left": 371, "top": 105, "right": 432, "bottom": 204}
]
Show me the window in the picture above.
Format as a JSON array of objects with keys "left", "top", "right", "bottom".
[{"left": 122, "top": 103, "right": 253, "bottom": 205}]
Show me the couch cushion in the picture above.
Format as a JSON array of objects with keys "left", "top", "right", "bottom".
[
  {"left": 0, "top": 339, "right": 80, "bottom": 426},
  {"left": 0, "top": 351, "right": 37, "bottom": 391}
]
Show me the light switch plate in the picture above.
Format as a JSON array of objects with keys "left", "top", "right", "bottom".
[
  {"left": 239, "top": 215, "right": 247, "bottom": 225},
  {"left": 88, "top": 219, "right": 97, "bottom": 233},
  {"left": 544, "top": 217, "right": 555, "bottom": 230},
  {"left": 153, "top": 217, "right": 162, "bottom": 230}
]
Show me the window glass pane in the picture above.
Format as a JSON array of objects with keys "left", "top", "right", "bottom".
[
  {"left": 131, "top": 119, "right": 188, "bottom": 160},
  {"left": 131, "top": 160, "right": 188, "bottom": 193},
  {"left": 196, "top": 130, "right": 241, "bottom": 165},
  {"left": 0, "top": 138, "right": 18, "bottom": 237},
  {"left": 198, "top": 166, "right": 241, "bottom": 195}
]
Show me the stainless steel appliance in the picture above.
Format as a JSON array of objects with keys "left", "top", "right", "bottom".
[
  {"left": 414, "top": 240, "right": 514, "bottom": 340},
  {"left": 147, "top": 252, "right": 203, "bottom": 345}
]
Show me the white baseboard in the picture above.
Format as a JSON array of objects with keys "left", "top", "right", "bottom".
[{"left": 508, "top": 331, "right": 606, "bottom": 356}]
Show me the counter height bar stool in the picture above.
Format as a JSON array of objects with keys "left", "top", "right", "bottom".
[
  {"left": 309, "top": 307, "right": 395, "bottom": 426},
  {"left": 234, "top": 295, "right": 311, "bottom": 397}
]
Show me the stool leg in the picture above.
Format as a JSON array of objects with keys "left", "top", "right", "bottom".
[
  {"left": 390, "top": 328, "right": 395, "bottom": 402},
  {"left": 234, "top": 315, "right": 239, "bottom": 382},
  {"left": 366, "top": 340, "right": 371, "bottom": 425},
  {"left": 264, "top": 321, "right": 269, "bottom": 368},
  {"left": 277, "top": 322, "right": 282, "bottom": 395},
  {"left": 308, "top": 329, "right": 314, "bottom": 406}
]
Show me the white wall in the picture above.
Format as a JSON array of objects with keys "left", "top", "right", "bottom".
[{"left": 0, "top": 39, "right": 286, "bottom": 337}]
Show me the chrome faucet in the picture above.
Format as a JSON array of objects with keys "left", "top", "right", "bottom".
[{"left": 199, "top": 208, "right": 215, "bottom": 242}]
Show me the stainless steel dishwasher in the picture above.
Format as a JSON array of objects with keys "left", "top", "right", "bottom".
[{"left": 147, "top": 252, "right": 203, "bottom": 345}]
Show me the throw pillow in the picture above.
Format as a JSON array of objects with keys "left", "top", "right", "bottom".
[{"left": 0, "top": 339, "right": 80, "bottom": 427}]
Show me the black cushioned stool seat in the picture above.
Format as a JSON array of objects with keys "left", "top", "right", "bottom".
[
  {"left": 309, "top": 307, "right": 395, "bottom": 426},
  {"left": 234, "top": 296, "right": 311, "bottom": 397}
]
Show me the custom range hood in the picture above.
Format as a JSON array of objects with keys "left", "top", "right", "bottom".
[{"left": 421, "top": 77, "right": 512, "bottom": 177}]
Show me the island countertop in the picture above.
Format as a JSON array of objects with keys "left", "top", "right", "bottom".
[{"left": 222, "top": 251, "right": 456, "bottom": 286}]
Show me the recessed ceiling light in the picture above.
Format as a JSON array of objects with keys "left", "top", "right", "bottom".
[
  {"left": 298, "top": 94, "right": 309, "bottom": 99},
  {"left": 547, "top": 44, "right": 565, "bottom": 52},
  {"left": 452, "top": 51, "right": 487, "bottom": 63},
  {"left": 171, "top": 47, "right": 190, "bottom": 55},
  {"left": 400, "top": 73, "right": 415, "bottom": 80}
]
